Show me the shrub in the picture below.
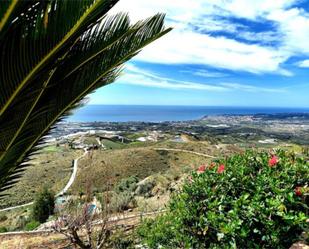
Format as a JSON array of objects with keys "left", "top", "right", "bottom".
[
  {"left": 110, "top": 191, "right": 136, "bottom": 212},
  {"left": 109, "top": 230, "right": 135, "bottom": 249},
  {"left": 138, "top": 214, "right": 184, "bottom": 248},
  {"left": 32, "top": 186, "right": 55, "bottom": 223},
  {"left": 0, "top": 214, "right": 7, "bottom": 222},
  {"left": 0, "top": 226, "right": 8, "bottom": 233},
  {"left": 115, "top": 176, "right": 139, "bottom": 193},
  {"left": 135, "top": 177, "right": 155, "bottom": 197},
  {"left": 138, "top": 150, "right": 309, "bottom": 249},
  {"left": 25, "top": 220, "right": 40, "bottom": 231},
  {"left": 14, "top": 215, "right": 27, "bottom": 230}
]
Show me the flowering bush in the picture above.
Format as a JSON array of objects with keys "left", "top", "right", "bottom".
[
  {"left": 138, "top": 150, "right": 308, "bottom": 248},
  {"left": 269, "top": 155, "right": 279, "bottom": 167},
  {"left": 197, "top": 165, "right": 207, "bottom": 173}
]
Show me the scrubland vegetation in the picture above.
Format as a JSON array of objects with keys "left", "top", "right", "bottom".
[{"left": 0, "top": 117, "right": 308, "bottom": 248}]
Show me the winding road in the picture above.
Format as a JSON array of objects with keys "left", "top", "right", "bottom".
[
  {"left": 55, "top": 149, "right": 88, "bottom": 197},
  {"left": 0, "top": 149, "right": 88, "bottom": 212}
]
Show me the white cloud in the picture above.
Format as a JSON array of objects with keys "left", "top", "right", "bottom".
[
  {"left": 123, "top": 64, "right": 227, "bottom": 91},
  {"left": 181, "top": 69, "right": 227, "bottom": 78},
  {"left": 219, "top": 0, "right": 298, "bottom": 19},
  {"left": 120, "top": 73, "right": 227, "bottom": 91},
  {"left": 110, "top": 0, "right": 308, "bottom": 76},
  {"left": 297, "top": 59, "right": 309, "bottom": 68},
  {"left": 236, "top": 31, "right": 282, "bottom": 44},
  {"left": 119, "top": 64, "right": 286, "bottom": 93},
  {"left": 219, "top": 83, "right": 286, "bottom": 93},
  {"left": 110, "top": 0, "right": 205, "bottom": 24},
  {"left": 268, "top": 8, "right": 309, "bottom": 55},
  {"left": 135, "top": 30, "right": 290, "bottom": 75},
  {"left": 188, "top": 17, "right": 246, "bottom": 33}
]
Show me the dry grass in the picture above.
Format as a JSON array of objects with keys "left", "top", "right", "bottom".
[
  {"left": 70, "top": 141, "right": 222, "bottom": 195},
  {"left": 0, "top": 145, "right": 81, "bottom": 209}
]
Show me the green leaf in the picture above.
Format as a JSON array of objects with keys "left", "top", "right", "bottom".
[{"left": 0, "top": 1, "right": 171, "bottom": 191}]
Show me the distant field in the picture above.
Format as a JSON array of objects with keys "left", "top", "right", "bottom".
[
  {"left": 101, "top": 138, "right": 125, "bottom": 149},
  {"left": 83, "top": 136, "right": 99, "bottom": 146},
  {"left": 40, "top": 145, "right": 62, "bottom": 153}
]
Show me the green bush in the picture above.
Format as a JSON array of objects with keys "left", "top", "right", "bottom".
[
  {"left": 138, "top": 214, "right": 183, "bottom": 248},
  {"left": 32, "top": 186, "right": 55, "bottom": 223},
  {"left": 115, "top": 176, "right": 139, "bottom": 193},
  {"left": 0, "top": 226, "right": 8, "bottom": 233},
  {"left": 138, "top": 150, "right": 308, "bottom": 249},
  {"left": 25, "top": 220, "right": 40, "bottom": 231},
  {"left": 109, "top": 230, "right": 136, "bottom": 249}
]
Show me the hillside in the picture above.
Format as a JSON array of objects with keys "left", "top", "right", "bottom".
[
  {"left": 70, "top": 140, "right": 226, "bottom": 194},
  {"left": 0, "top": 146, "right": 81, "bottom": 209}
]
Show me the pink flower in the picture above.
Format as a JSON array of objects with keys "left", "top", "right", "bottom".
[
  {"left": 217, "top": 164, "right": 225, "bottom": 174},
  {"left": 197, "top": 165, "right": 206, "bottom": 173},
  {"left": 295, "top": 187, "right": 302, "bottom": 196},
  {"left": 268, "top": 155, "right": 279, "bottom": 167}
]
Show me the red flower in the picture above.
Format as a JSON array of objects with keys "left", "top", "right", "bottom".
[
  {"left": 217, "top": 164, "right": 225, "bottom": 174},
  {"left": 268, "top": 155, "right": 279, "bottom": 167},
  {"left": 295, "top": 187, "right": 302, "bottom": 196},
  {"left": 197, "top": 165, "right": 206, "bottom": 173}
]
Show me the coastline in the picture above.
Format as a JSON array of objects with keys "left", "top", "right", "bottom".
[{"left": 67, "top": 105, "right": 309, "bottom": 123}]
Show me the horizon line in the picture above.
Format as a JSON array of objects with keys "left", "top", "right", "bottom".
[{"left": 84, "top": 104, "right": 309, "bottom": 109}]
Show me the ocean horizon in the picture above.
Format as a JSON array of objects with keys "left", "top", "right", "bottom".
[{"left": 67, "top": 105, "right": 309, "bottom": 122}]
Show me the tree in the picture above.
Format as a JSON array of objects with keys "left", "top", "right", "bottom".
[
  {"left": 53, "top": 172, "right": 116, "bottom": 249},
  {"left": 53, "top": 202, "right": 110, "bottom": 249},
  {"left": 32, "top": 186, "right": 55, "bottom": 223},
  {"left": 0, "top": 0, "right": 171, "bottom": 192}
]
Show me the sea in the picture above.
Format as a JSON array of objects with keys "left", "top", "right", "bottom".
[{"left": 67, "top": 105, "right": 309, "bottom": 122}]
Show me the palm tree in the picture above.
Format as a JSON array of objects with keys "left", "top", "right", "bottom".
[{"left": 0, "top": 0, "right": 171, "bottom": 192}]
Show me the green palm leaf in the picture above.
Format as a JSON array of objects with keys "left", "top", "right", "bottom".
[{"left": 0, "top": 0, "right": 171, "bottom": 192}]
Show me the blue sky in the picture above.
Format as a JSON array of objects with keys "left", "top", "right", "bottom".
[{"left": 89, "top": 0, "right": 309, "bottom": 107}]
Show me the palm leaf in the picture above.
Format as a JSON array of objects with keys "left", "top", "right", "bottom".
[{"left": 0, "top": 0, "right": 171, "bottom": 192}]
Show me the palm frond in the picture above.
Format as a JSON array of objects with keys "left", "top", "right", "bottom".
[
  {"left": 0, "top": 0, "right": 171, "bottom": 192},
  {"left": 0, "top": 0, "right": 119, "bottom": 116}
]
